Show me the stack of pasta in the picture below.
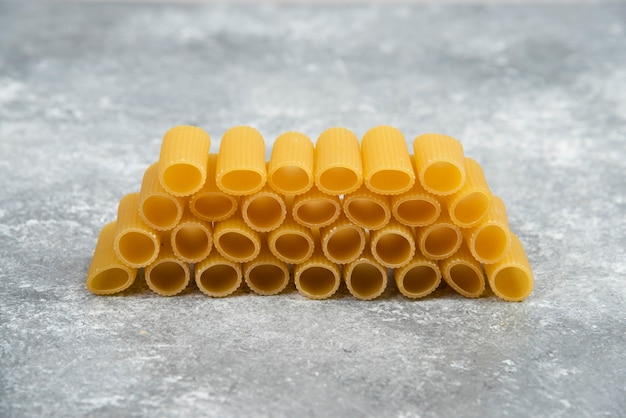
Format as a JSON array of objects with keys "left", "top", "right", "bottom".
[{"left": 86, "top": 125, "right": 533, "bottom": 302}]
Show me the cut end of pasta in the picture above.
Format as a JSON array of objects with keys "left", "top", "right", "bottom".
[
  {"left": 421, "top": 225, "right": 462, "bottom": 260},
  {"left": 271, "top": 232, "right": 314, "bottom": 264},
  {"left": 190, "top": 193, "right": 238, "bottom": 222},
  {"left": 422, "top": 161, "right": 465, "bottom": 195},
  {"left": 394, "top": 198, "right": 440, "bottom": 227},
  {"left": 295, "top": 265, "right": 340, "bottom": 300},
  {"left": 146, "top": 260, "right": 190, "bottom": 296},
  {"left": 172, "top": 224, "right": 212, "bottom": 263},
  {"left": 366, "top": 170, "right": 413, "bottom": 195},
  {"left": 115, "top": 230, "right": 159, "bottom": 268},
  {"left": 491, "top": 266, "right": 533, "bottom": 302},
  {"left": 346, "top": 261, "right": 387, "bottom": 300},
  {"left": 270, "top": 166, "right": 312, "bottom": 195},
  {"left": 344, "top": 198, "right": 390, "bottom": 230},
  {"left": 446, "top": 263, "right": 485, "bottom": 298},
  {"left": 293, "top": 198, "right": 340, "bottom": 228},
  {"left": 451, "top": 191, "right": 491, "bottom": 227},
  {"left": 372, "top": 232, "right": 415, "bottom": 268},
  {"left": 162, "top": 163, "right": 204, "bottom": 197},
  {"left": 87, "top": 267, "right": 135, "bottom": 295},
  {"left": 317, "top": 166, "right": 360, "bottom": 195},
  {"left": 243, "top": 192, "right": 286, "bottom": 232},
  {"left": 196, "top": 263, "right": 242, "bottom": 297},
  {"left": 395, "top": 264, "right": 441, "bottom": 299},
  {"left": 140, "top": 195, "right": 182, "bottom": 231},
  {"left": 473, "top": 224, "right": 511, "bottom": 264},
  {"left": 219, "top": 170, "right": 265, "bottom": 196},
  {"left": 245, "top": 264, "right": 289, "bottom": 296},
  {"left": 215, "top": 231, "right": 259, "bottom": 262},
  {"left": 323, "top": 225, "right": 365, "bottom": 265}
]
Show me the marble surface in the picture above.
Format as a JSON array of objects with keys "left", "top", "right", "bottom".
[{"left": 1, "top": 1, "right": 625, "bottom": 416}]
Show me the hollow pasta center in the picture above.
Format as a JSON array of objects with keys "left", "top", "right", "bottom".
[
  {"left": 424, "top": 226, "right": 459, "bottom": 257},
  {"left": 163, "top": 163, "right": 202, "bottom": 195},
  {"left": 375, "top": 234, "right": 412, "bottom": 266},
  {"left": 174, "top": 225, "right": 210, "bottom": 261},
  {"left": 401, "top": 265, "right": 439, "bottom": 295},
  {"left": 118, "top": 232, "right": 156, "bottom": 265},
  {"left": 423, "top": 162, "right": 462, "bottom": 194},
  {"left": 221, "top": 170, "right": 262, "bottom": 194},
  {"left": 298, "top": 266, "right": 337, "bottom": 297},
  {"left": 248, "top": 264, "right": 287, "bottom": 294},
  {"left": 149, "top": 261, "right": 187, "bottom": 294},
  {"left": 272, "top": 166, "right": 310, "bottom": 194},
  {"left": 193, "top": 194, "right": 235, "bottom": 220},
  {"left": 346, "top": 198, "right": 386, "bottom": 229},
  {"left": 449, "top": 263, "right": 482, "bottom": 295},
  {"left": 453, "top": 192, "right": 490, "bottom": 225},
  {"left": 296, "top": 200, "right": 338, "bottom": 226},
  {"left": 369, "top": 170, "right": 412, "bottom": 194},
  {"left": 349, "top": 263, "right": 384, "bottom": 298},
  {"left": 319, "top": 167, "right": 358, "bottom": 193},
  {"left": 475, "top": 225, "right": 508, "bottom": 262},
  {"left": 396, "top": 199, "right": 438, "bottom": 226},
  {"left": 274, "top": 233, "right": 311, "bottom": 262},
  {"left": 142, "top": 195, "right": 179, "bottom": 229},
  {"left": 246, "top": 195, "right": 284, "bottom": 230},
  {"left": 326, "top": 227, "right": 362, "bottom": 262},
  {"left": 493, "top": 267, "right": 531, "bottom": 300},
  {"left": 218, "top": 232, "right": 256, "bottom": 260},
  {"left": 199, "top": 265, "right": 239, "bottom": 294},
  {"left": 91, "top": 268, "right": 131, "bottom": 293}
]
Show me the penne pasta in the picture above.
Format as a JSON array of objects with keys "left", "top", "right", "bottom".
[
  {"left": 343, "top": 249, "right": 387, "bottom": 300},
  {"left": 370, "top": 219, "right": 415, "bottom": 268},
  {"left": 216, "top": 126, "right": 267, "bottom": 196},
  {"left": 213, "top": 212, "right": 261, "bottom": 263},
  {"left": 170, "top": 207, "right": 213, "bottom": 263},
  {"left": 243, "top": 243, "right": 290, "bottom": 295},
  {"left": 463, "top": 195, "right": 512, "bottom": 264},
  {"left": 314, "top": 127, "right": 363, "bottom": 195},
  {"left": 158, "top": 125, "right": 211, "bottom": 197},
  {"left": 320, "top": 215, "right": 366, "bottom": 264},
  {"left": 139, "top": 162, "right": 184, "bottom": 231},
  {"left": 294, "top": 250, "right": 341, "bottom": 300},
  {"left": 268, "top": 131, "right": 315, "bottom": 195},
  {"left": 416, "top": 210, "right": 462, "bottom": 260},
  {"left": 343, "top": 185, "right": 391, "bottom": 231},
  {"left": 391, "top": 156, "right": 441, "bottom": 227},
  {"left": 241, "top": 184, "right": 286, "bottom": 232},
  {"left": 484, "top": 234, "right": 533, "bottom": 302},
  {"left": 113, "top": 192, "right": 160, "bottom": 268},
  {"left": 86, "top": 222, "right": 137, "bottom": 295},
  {"left": 394, "top": 253, "right": 442, "bottom": 299},
  {"left": 195, "top": 251, "right": 242, "bottom": 297},
  {"left": 413, "top": 133, "right": 465, "bottom": 196},
  {"left": 292, "top": 185, "right": 341, "bottom": 228},
  {"left": 145, "top": 235, "right": 190, "bottom": 296},
  {"left": 439, "top": 242, "right": 485, "bottom": 298},
  {"left": 445, "top": 158, "right": 492, "bottom": 228},
  {"left": 267, "top": 214, "right": 315, "bottom": 264},
  {"left": 189, "top": 153, "right": 238, "bottom": 222},
  {"left": 361, "top": 125, "right": 415, "bottom": 195}
]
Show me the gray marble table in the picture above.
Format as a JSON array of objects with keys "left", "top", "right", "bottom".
[{"left": 1, "top": 1, "right": 625, "bottom": 416}]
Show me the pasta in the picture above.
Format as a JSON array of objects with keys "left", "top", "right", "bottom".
[
  {"left": 139, "top": 162, "right": 184, "bottom": 231},
  {"left": 216, "top": 126, "right": 267, "bottom": 196},
  {"left": 314, "top": 127, "right": 363, "bottom": 195},
  {"left": 268, "top": 131, "right": 314, "bottom": 195},
  {"left": 413, "top": 133, "right": 465, "bottom": 195},
  {"left": 484, "top": 234, "right": 533, "bottom": 302},
  {"left": 195, "top": 251, "right": 242, "bottom": 297},
  {"left": 158, "top": 125, "right": 211, "bottom": 197},
  {"left": 113, "top": 192, "right": 160, "bottom": 268},
  {"left": 462, "top": 195, "right": 512, "bottom": 264},
  {"left": 189, "top": 154, "right": 238, "bottom": 222},
  {"left": 361, "top": 125, "right": 415, "bottom": 195},
  {"left": 267, "top": 214, "right": 315, "bottom": 264},
  {"left": 170, "top": 207, "right": 213, "bottom": 263},
  {"left": 145, "top": 235, "right": 190, "bottom": 296},
  {"left": 370, "top": 219, "right": 415, "bottom": 268},
  {"left": 343, "top": 185, "right": 391, "bottom": 231},
  {"left": 439, "top": 242, "right": 485, "bottom": 298},
  {"left": 292, "top": 185, "right": 341, "bottom": 228},
  {"left": 242, "top": 184, "right": 286, "bottom": 232},
  {"left": 294, "top": 250, "right": 341, "bottom": 300},
  {"left": 320, "top": 215, "right": 366, "bottom": 264},
  {"left": 445, "top": 158, "right": 492, "bottom": 228},
  {"left": 243, "top": 243, "right": 290, "bottom": 295},
  {"left": 394, "top": 253, "right": 442, "bottom": 299},
  {"left": 344, "top": 249, "right": 387, "bottom": 300},
  {"left": 416, "top": 210, "right": 462, "bottom": 260},
  {"left": 213, "top": 212, "right": 261, "bottom": 263},
  {"left": 86, "top": 222, "right": 137, "bottom": 295}
]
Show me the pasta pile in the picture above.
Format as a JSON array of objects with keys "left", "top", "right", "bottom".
[{"left": 87, "top": 125, "right": 533, "bottom": 302}]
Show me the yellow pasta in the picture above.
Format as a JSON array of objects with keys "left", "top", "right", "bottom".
[
  {"left": 195, "top": 251, "right": 242, "bottom": 297},
  {"left": 445, "top": 158, "right": 492, "bottom": 228},
  {"left": 243, "top": 243, "right": 290, "bottom": 295},
  {"left": 439, "top": 242, "right": 485, "bottom": 298},
  {"left": 361, "top": 125, "right": 415, "bottom": 195},
  {"left": 484, "top": 234, "right": 533, "bottom": 302},
  {"left": 213, "top": 212, "right": 261, "bottom": 263},
  {"left": 268, "top": 131, "right": 314, "bottom": 195},
  {"left": 216, "top": 126, "right": 267, "bottom": 196},
  {"left": 416, "top": 210, "right": 462, "bottom": 260},
  {"left": 158, "top": 125, "right": 211, "bottom": 197},
  {"left": 320, "top": 215, "right": 366, "bottom": 264},
  {"left": 394, "top": 253, "right": 442, "bottom": 299},
  {"left": 189, "top": 153, "right": 238, "bottom": 222},
  {"left": 267, "top": 214, "right": 315, "bottom": 264},
  {"left": 242, "top": 184, "right": 286, "bottom": 232},
  {"left": 113, "top": 192, "right": 160, "bottom": 268},
  {"left": 343, "top": 185, "right": 391, "bottom": 231},
  {"left": 413, "top": 133, "right": 465, "bottom": 196},
  {"left": 370, "top": 219, "right": 415, "bottom": 268},
  {"left": 344, "top": 249, "right": 387, "bottom": 300},
  {"left": 170, "top": 207, "right": 213, "bottom": 263},
  {"left": 294, "top": 250, "right": 341, "bottom": 300},
  {"left": 292, "top": 185, "right": 341, "bottom": 228},
  {"left": 463, "top": 195, "right": 512, "bottom": 264},
  {"left": 138, "top": 162, "right": 184, "bottom": 231},
  {"left": 86, "top": 222, "right": 137, "bottom": 295},
  {"left": 145, "top": 235, "right": 190, "bottom": 296},
  {"left": 391, "top": 156, "right": 442, "bottom": 227},
  {"left": 314, "top": 127, "right": 363, "bottom": 195}
]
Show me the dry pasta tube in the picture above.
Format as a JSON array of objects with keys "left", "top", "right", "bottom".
[
  {"left": 462, "top": 196, "right": 512, "bottom": 264},
  {"left": 413, "top": 133, "right": 465, "bottom": 196},
  {"left": 439, "top": 242, "right": 485, "bottom": 298},
  {"left": 267, "top": 214, "right": 315, "bottom": 264},
  {"left": 292, "top": 185, "right": 341, "bottom": 228},
  {"left": 391, "top": 156, "right": 441, "bottom": 227},
  {"left": 484, "top": 234, "right": 533, "bottom": 302},
  {"left": 170, "top": 208, "right": 213, "bottom": 263},
  {"left": 139, "top": 162, "right": 184, "bottom": 231},
  {"left": 216, "top": 126, "right": 266, "bottom": 196},
  {"left": 195, "top": 251, "right": 242, "bottom": 297},
  {"left": 145, "top": 236, "right": 190, "bottom": 296},
  {"left": 268, "top": 131, "right": 314, "bottom": 195},
  {"left": 320, "top": 215, "right": 366, "bottom": 264},
  {"left": 158, "top": 125, "right": 211, "bottom": 197},
  {"left": 242, "top": 184, "right": 286, "bottom": 232},
  {"left": 445, "top": 158, "right": 492, "bottom": 228},
  {"left": 370, "top": 219, "right": 416, "bottom": 268},
  {"left": 243, "top": 244, "right": 290, "bottom": 296},
  {"left": 344, "top": 249, "right": 387, "bottom": 300},
  {"left": 343, "top": 185, "right": 391, "bottom": 231},
  {"left": 114, "top": 193, "right": 160, "bottom": 268},
  {"left": 314, "top": 127, "right": 363, "bottom": 195},
  {"left": 294, "top": 251, "right": 341, "bottom": 300},
  {"left": 214, "top": 213, "right": 261, "bottom": 263},
  {"left": 86, "top": 222, "right": 137, "bottom": 295},
  {"left": 190, "top": 154, "right": 238, "bottom": 222},
  {"left": 361, "top": 125, "right": 415, "bottom": 195},
  {"left": 394, "top": 253, "right": 442, "bottom": 299},
  {"left": 416, "top": 211, "right": 462, "bottom": 260}
]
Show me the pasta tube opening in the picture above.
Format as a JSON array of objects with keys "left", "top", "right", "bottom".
[
  {"left": 141, "top": 195, "right": 181, "bottom": 230},
  {"left": 321, "top": 216, "right": 365, "bottom": 264},
  {"left": 242, "top": 186, "right": 286, "bottom": 232},
  {"left": 464, "top": 196, "right": 512, "bottom": 264},
  {"left": 446, "top": 158, "right": 492, "bottom": 228},
  {"left": 163, "top": 164, "right": 203, "bottom": 196},
  {"left": 196, "top": 254, "right": 242, "bottom": 297},
  {"left": 89, "top": 268, "right": 133, "bottom": 294},
  {"left": 314, "top": 127, "right": 363, "bottom": 195},
  {"left": 172, "top": 224, "right": 212, "bottom": 263},
  {"left": 292, "top": 187, "right": 341, "bottom": 228},
  {"left": 440, "top": 242, "right": 485, "bottom": 298},
  {"left": 294, "top": 252, "right": 341, "bottom": 299},
  {"left": 344, "top": 255, "right": 387, "bottom": 300},
  {"left": 394, "top": 198, "right": 440, "bottom": 227},
  {"left": 216, "top": 126, "right": 267, "bottom": 195},
  {"left": 244, "top": 249, "right": 290, "bottom": 296},
  {"left": 114, "top": 193, "right": 160, "bottom": 268},
  {"left": 371, "top": 221, "right": 415, "bottom": 268},
  {"left": 343, "top": 185, "right": 391, "bottom": 230},
  {"left": 413, "top": 133, "right": 465, "bottom": 195},
  {"left": 268, "top": 216, "right": 315, "bottom": 264},
  {"left": 216, "top": 232, "right": 257, "bottom": 262},
  {"left": 417, "top": 212, "right": 462, "bottom": 260},
  {"left": 146, "top": 260, "right": 189, "bottom": 296},
  {"left": 484, "top": 234, "right": 533, "bottom": 302},
  {"left": 268, "top": 131, "right": 314, "bottom": 195},
  {"left": 395, "top": 261, "right": 441, "bottom": 299},
  {"left": 190, "top": 193, "right": 238, "bottom": 222},
  {"left": 117, "top": 232, "right": 159, "bottom": 267}
]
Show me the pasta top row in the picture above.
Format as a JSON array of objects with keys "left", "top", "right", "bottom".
[{"left": 159, "top": 125, "right": 473, "bottom": 199}]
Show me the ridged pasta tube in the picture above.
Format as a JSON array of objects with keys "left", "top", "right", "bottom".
[
  {"left": 416, "top": 210, "right": 462, "bottom": 260},
  {"left": 139, "top": 162, "right": 184, "bottom": 231},
  {"left": 445, "top": 158, "right": 492, "bottom": 228},
  {"left": 439, "top": 242, "right": 485, "bottom": 298},
  {"left": 145, "top": 236, "right": 190, "bottom": 296},
  {"left": 213, "top": 212, "right": 261, "bottom": 263},
  {"left": 370, "top": 219, "right": 416, "bottom": 268},
  {"left": 189, "top": 154, "right": 238, "bottom": 222},
  {"left": 294, "top": 250, "right": 341, "bottom": 300},
  {"left": 242, "top": 184, "right": 286, "bottom": 232},
  {"left": 170, "top": 208, "right": 213, "bottom": 263},
  {"left": 216, "top": 126, "right": 267, "bottom": 196},
  {"left": 243, "top": 243, "right": 290, "bottom": 295},
  {"left": 413, "top": 133, "right": 465, "bottom": 196},
  {"left": 394, "top": 253, "right": 442, "bottom": 299},
  {"left": 113, "top": 193, "right": 160, "bottom": 268},
  {"left": 314, "top": 127, "right": 362, "bottom": 195},
  {"left": 343, "top": 185, "right": 391, "bottom": 231},
  {"left": 344, "top": 249, "right": 387, "bottom": 300},
  {"left": 267, "top": 214, "right": 315, "bottom": 264},
  {"left": 292, "top": 185, "right": 341, "bottom": 228},
  {"left": 195, "top": 251, "right": 242, "bottom": 297},
  {"left": 463, "top": 196, "right": 512, "bottom": 264},
  {"left": 268, "top": 131, "right": 314, "bottom": 195},
  {"left": 320, "top": 215, "right": 366, "bottom": 264},
  {"left": 484, "top": 234, "right": 533, "bottom": 302}
]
